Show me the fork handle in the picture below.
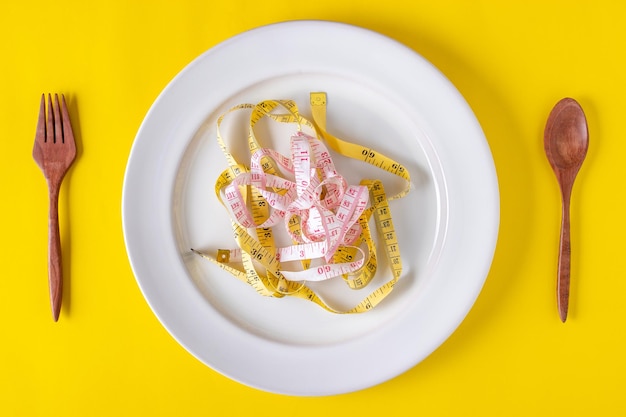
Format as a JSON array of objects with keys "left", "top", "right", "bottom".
[{"left": 47, "top": 180, "right": 63, "bottom": 321}]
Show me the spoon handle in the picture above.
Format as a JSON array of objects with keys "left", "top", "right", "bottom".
[{"left": 557, "top": 192, "right": 571, "bottom": 322}]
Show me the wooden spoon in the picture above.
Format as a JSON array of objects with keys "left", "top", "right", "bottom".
[{"left": 544, "top": 98, "right": 589, "bottom": 322}]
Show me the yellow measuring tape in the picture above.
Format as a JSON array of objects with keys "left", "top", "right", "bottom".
[{"left": 192, "top": 92, "right": 411, "bottom": 313}]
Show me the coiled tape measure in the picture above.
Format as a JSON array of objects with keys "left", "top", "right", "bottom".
[{"left": 192, "top": 92, "right": 411, "bottom": 313}]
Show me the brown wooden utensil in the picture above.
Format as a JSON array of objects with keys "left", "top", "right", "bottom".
[
  {"left": 544, "top": 98, "right": 589, "bottom": 322},
  {"left": 32, "top": 94, "right": 77, "bottom": 321}
]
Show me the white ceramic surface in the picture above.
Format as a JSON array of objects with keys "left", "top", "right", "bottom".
[{"left": 122, "top": 20, "right": 499, "bottom": 396}]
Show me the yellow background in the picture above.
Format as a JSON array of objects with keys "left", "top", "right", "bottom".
[{"left": 2, "top": 0, "right": 624, "bottom": 415}]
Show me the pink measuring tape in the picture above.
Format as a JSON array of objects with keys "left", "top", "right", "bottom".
[{"left": 192, "top": 93, "right": 411, "bottom": 313}]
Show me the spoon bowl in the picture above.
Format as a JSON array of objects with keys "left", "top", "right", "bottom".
[
  {"left": 545, "top": 99, "right": 589, "bottom": 169},
  {"left": 544, "top": 97, "right": 589, "bottom": 322}
]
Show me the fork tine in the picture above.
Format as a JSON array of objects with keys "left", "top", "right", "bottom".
[
  {"left": 32, "top": 94, "right": 47, "bottom": 167},
  {"left": 46, "top": 94, "right": 54, "bottom": 144},
  {"left": 35, "top": 94, "right": 46, "bottom": 143},
  {"left": 52, "top": 94, "right": 63, "bottom": 144},
  {"left": 59, "top": 95, "right": 75, "bottom": 147}
]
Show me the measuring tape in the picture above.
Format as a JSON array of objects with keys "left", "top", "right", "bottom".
[{"left": 192, "top": 93, "right": 411, "bottom": 313}]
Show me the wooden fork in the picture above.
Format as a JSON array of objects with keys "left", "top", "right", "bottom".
[{"left": 32, "top": 94, "right": 77, "bottom": 321}]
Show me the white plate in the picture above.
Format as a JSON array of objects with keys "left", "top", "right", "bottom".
[{"left": 122, "top": 20, "right": 499, "bottom": 396}]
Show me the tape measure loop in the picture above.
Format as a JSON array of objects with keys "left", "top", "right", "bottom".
[{"left": 194, "top": 93, "right": 410, "bottom": 313}]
